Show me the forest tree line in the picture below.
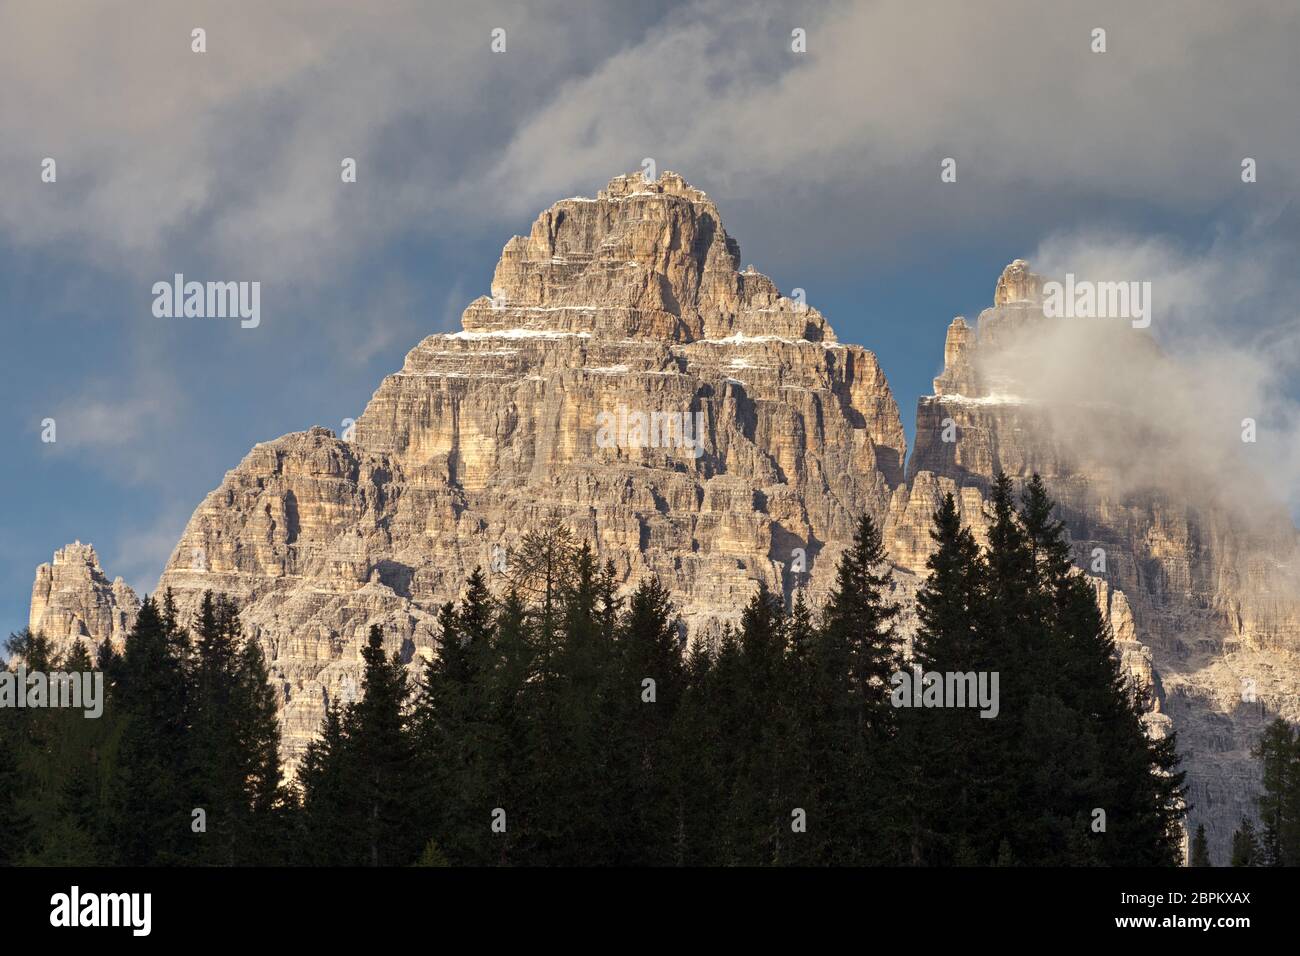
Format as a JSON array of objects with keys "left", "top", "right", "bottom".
[{"left": 1, "top": 474, "right": 1193, "bottom": 866}]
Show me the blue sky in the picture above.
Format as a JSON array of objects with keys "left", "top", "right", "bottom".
[{"left": 3, "top": 0, "right": 1299, "bottom": 637}]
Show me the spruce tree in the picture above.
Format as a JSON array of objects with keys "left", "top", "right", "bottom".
[
  {"left": 487, "top": 586, "right": 536, "bottom": 862},
  {"left": 0, "top": 708, "right": 33, "bottom": 864},
  {"left": 810, "top": 512, "right": 900, "bottom": 864},
  {"left": 909, "top": 492, "right": 988, "bottom": 864},
  {"left": 231, "top": 637, "right": 286, "bottom": 863},
  {"left": 416, "top": 592, "right": 483, "bottom": 863},
  {"left": 1189, "top": 823, "right": 1211, "bottom": 866},
  {"left": 1231, "top": 817, "right": 1261, "bottom": 866},
  {"left": 352, "top": 624, "right": 419, "bottom": 865},
  {"left": 778, "top": 592, "right": 818, "bottom": 865},
  {"left": 189, "top": 592, "right": 241, "bottom": 863},
  {"left": 820, "top": 513, "right": 902, "bottom": 727},
  {"left": 612, "top": 576, "right": 683, "bottom": 865},
  {"left": 729, "top": 584, "right": 787, "bottom": 864},
  {"left": 532, "top": 545, "right": 607, "bottom": 864},
  {"left": 668, "top": 634, "right": 724, "bottom": 865},
  {"left": 185, "top": 593, "right": 286, "bottom": 864},
  {"left": 297, "top": 703, "right": 356, "bottom": 865},
  {"left": 1253, "top": 717, "right": 1296, "bottom": 866},
  {"left": 105, "top": 595, "right": 194, "bottom": 864}
]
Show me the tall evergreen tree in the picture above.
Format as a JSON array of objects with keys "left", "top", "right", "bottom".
[
  {"left": 416, "top": 597, "right": 479, "bottom": 863},
  {"left": 351, "top": 624, "right": 420, "bottom": 866},
  {"left": 105, "top": 595, "right": 194, "bottom": 864},
  {"left": 612, "top": 576, "right": 683, "bottom": 865},
  {"left": 296, "top": 703, "right": 357, "bottom": 865},
  {"left": 1189, "top": 823, "right": 1211, "bottom": 867},
  {"left": 1252, "top": 717, "right": 1296, "bottom": 866},
  {"left": 908, "top": 492, "right": 988, "bottom": 864},
  {"left": 727, "top": 584, "right": 787, "bottom": 864},
  {"left": 0, "top": 705, "right": 33, "bottom": 864},
  {"left": 231, "top": 637, "right": 287, "bottom": 863},
  {"left": 1231, "top": 817, "right": 1261, "bottom": 867},
  {"left": 809, "top": 512, "right": 900, "bottom": 864},
  {"left": 778, "top": 592, "right": 818, "bottom": 866}
]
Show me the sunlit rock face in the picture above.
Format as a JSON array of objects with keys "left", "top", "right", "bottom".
[
  {"left": 29, "top": 542, "right": 139, "bottom": 653},
  {"left": 37, "top": 173, "right": 906, "bottom": 764},
  {"left": 30, "top": 179, "right": 1300, "bottom": 865}
]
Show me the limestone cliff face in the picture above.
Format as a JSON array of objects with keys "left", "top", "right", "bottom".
[
  {"left": 27, "top": 179, "right": 1300, "bottom": 864},
  {"left": 29, "top": 542, "right": 139, "bottom": 653},
  {"left": 102, "top": 172, "right": 906, "bottom": 762}
]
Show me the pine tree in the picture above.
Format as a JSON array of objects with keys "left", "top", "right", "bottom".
[
  {"left": 0, "top": 707, "right": 33, "bottom": 864},
  {"left": 778, "top": 591, "right": 818, "bottom": 865},
  {"left": 184, "top": 593, "right": 286, "bottom": 864},
  {"left": 231, "top": 637, "right": 287, "bottom": 863},
  {"left": 820, "top": 513, "right": 902, "bottom": 727},
  {"left": 188, "top": 592, "right": 240, "bottom": 863},
  {"left": 611, "top": 576, "right": 683, "bottom": 865},
  {"left": 507, "top": 520, "right": 577, "bottom": 639},
  {"left": 668, "top": 634, "right": 724, "bottom": 865},
  {"left": 105, "top": 595, "right": 194, "bottom": 864},
  {"left": 352, "top": 624, "right": 420, "bottom": 865},
  {"left": 1189, "top": 823, "right": 1211, "bottom": 866},
  {"left": 809, "top": 512, "right": 900, "bottom": 864},
  {"left": 908, "top": 492, "right": 988, "bottom": 864},
  {"left": 727, "top": 584, "right": 787, "bottom": 864},
  {"left": 414, "top": 569, "right": 518, "bottom": 864},
  {"left": 297, "top": 703, "right": 356, "bottom": 865},
  {"left": 1252, "top": 717, "right": 1296, "bottom": 866},
  {"left": 1230, "top": 817, "right": 1261, "bottom": 866}
]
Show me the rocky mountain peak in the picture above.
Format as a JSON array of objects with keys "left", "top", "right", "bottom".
[
  {"left": 467, "top": 170, "right": 835, "bottom": 344},
  {"left": 933, "top": 316, "right": 979, "bottom": 396},
  {"left": 51, "top": 540, "right": 99, "bottom": 567},
  {"left": 597, "top": 169, "right": 713, "bottom": 204},
  {"left": 993, "top": 258, "right": 1044, "bottom": 306},
  {"left": 30, "top": 542, "right": 140, "bottom": 651}
]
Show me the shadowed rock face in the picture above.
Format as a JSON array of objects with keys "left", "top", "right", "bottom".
[{"left": 28, "top": 177, "right": 1300, "bottom": 864}]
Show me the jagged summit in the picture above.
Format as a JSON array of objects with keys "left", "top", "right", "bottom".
[
  {"left": 597, "top": 169, "right": 712, "bottom": 204},
  {"left": 464, "top": 170, "right": 835, "bottom": 344},
  {"left": 993, "top": 258, "right": 1044, "bottom": 306},
  {"left": 933, "top": 317, "right": 979, "bottom": 396},
  {"left": 30, "top": 542, "right": 139, "bottom": 650}
]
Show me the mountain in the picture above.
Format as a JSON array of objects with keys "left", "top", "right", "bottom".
[{"left": 28, "top": 172, "right": 1300, "bottom": 863}]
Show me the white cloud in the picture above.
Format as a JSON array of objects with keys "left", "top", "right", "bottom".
[
  {"left": 41, "top": 369, "right": 184, "bottom": 484},
  {"left": 1008, "top": 226, "right": 1300, "bottom": 520},
  {"left": 4, "top": 0, "right": 1299, "bottom": 281}
]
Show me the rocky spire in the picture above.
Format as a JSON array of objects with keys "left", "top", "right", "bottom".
[
  {"left": 933, "top": 316, "right": 980, "bottom": 396},
  {"left": 467, "top": 170, "right": 836, "bottom": 344},
  {"left": 993, "top": 258, "right": 1044, "bottom": 306},
  {"left": 29, "top": 542, "right": 140, "bottom": 650}
]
